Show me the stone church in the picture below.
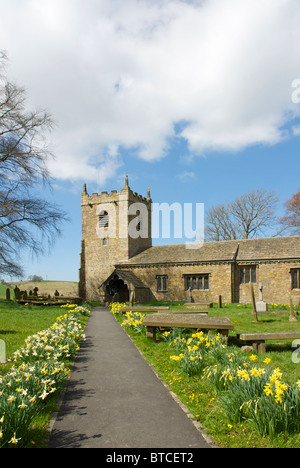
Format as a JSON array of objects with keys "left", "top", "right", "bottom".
[{"left": 79, "top": 178, "right": 300, "bottom": 305}]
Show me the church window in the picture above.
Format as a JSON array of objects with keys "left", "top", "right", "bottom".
[
  {"left": 185, "top": 274, "right": 209, "bottom": 290},
  {"left": 239, "top": 266, "right": 257, "bottom": 284},
  {"left": 292, "top": 269, "right": 300, "bottom": 289},
  {"left": 157, "top": 275, "right": 168, "bottom": 292},
  {"left": 99, "top": 211, "right": 109, "bottom": 228},
  {"left": 102, "top": 238, "right": 108, "bottom": 246}
]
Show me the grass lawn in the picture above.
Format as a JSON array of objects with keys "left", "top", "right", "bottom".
[
  {"left": 0, "top": 284, "right": 13, "bottom": 300},
  {"left": 0, "top": 299, "right": 67, "bottom": 367},
  {"left": 117, "top": 301, "right": 300, "bottom": 448},
  {"left": 0, "top": 299, "right": 89, "bottom": 447}
]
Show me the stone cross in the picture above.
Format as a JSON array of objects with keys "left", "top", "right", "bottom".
[
  {"left": 186, "top": 286, "right": 192, "bottom": 303},
  {"left": 258, "top": 282, "right": 263, "bottom": 301},
  {"left": 256, "top": 282, "right": 268, "bottom": 312}
]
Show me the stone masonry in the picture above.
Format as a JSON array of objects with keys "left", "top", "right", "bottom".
[{"left": 79, "top": 179, "right": 300, "bottom": 305}]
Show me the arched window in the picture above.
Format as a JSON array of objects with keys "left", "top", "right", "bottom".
[{"left": 99, "top": 211, "right": 109, "bottom": 228}]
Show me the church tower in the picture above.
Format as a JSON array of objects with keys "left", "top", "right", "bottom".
[{"left": 79, "top": 177, "right": 152, "bottom": 300}]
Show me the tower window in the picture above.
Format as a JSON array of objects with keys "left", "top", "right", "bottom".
[{"left": 99, "top": 211, "right": 109, "bottom": 228}]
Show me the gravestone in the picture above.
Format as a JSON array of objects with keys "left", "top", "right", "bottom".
[
  {"left": 186, "top": 286, "right": 193, "bottom": 303},
  {"left": 0, "top": 339, "right": 6, "bottom": 364},
  {"left": 129, "top": 290, "right": 135, "bottom": 307},
  {"left": 256, "top": 282, "right": 268, "bottom": 312},
  {"left": 250, "top": 282, "right": 258, "bottom": 322},
  {"left": 289, "top": 294, "right": 297, "bottom": 322},
  {"left": 14, "top": 286, "right": 21, "bottom": 300}
]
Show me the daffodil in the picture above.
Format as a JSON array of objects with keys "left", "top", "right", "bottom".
[
  {"left": 263, "top": 357, "right": 271, "bottom": 365},
  {"left": 18, "top": 402, "right": 27, "bottom": 409},
  {"left": 9, "top": 433, "right": 21, "bottom": 444}
]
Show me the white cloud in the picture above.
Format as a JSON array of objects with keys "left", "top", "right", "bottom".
[
  {"left": 1, "top": 0, "right": 300, "bottom": 182},
  {"left": 176, "top": 171, "right": 196, "bottom": 181}
]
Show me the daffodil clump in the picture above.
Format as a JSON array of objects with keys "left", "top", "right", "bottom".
[
  {"left": 0, "top": 308, "right": 87, "bottom": 448},
  {"left": 12, "top": 313, "right": 84, "bottom": 363},
  {"left": 121, "top": 311, "right": 146, "bottom": 333},
  {"left": 60, "top": 304, "right": 91, "bottom": 317},
  {"left": 108, "top": 302, "right": 127, "bottom": 316},
  {"left": 168, "top": 329, "right": 300, "bottom": 437},
  {"left": 206, "top": 356, "right": 300, "bottom": 437},
  {"left": 169, "top": 331, "right": 228, "bottom": 376}
]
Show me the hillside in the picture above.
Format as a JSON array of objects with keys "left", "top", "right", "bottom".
[
  {"left": 8, "top": 281, "right": 79, "bottom": 298},
  {"left": 0, "top": 284, "right": 13, "bottom": 299}
]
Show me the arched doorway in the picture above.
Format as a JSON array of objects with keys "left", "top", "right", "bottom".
[{"left": 105, "top": 275, "right": 129, "bottom": 303}]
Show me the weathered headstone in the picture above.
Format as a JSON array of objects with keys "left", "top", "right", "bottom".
[
  {"left": 289, "top": 294, "right": 297, "bottom": 322},
  {"left": 112, "top": 292, "right": 119, "bottom": 303},
  {"left": 21, "top": 290, "right": 28, "bottom": 300},
  {"left": 250, "top": 282, "right": 258, "bottom": 322},
  {"left": 6, "top": 288, "right": 11, "bottom": 301},
  {"left": 0, "top": 339, "right": 6, "bottom": 364},
  {"left": 14, "top": 286, "right": 21, "bottom": 300},
  {"left": 256, "top": 282, "right": 268, "bottom": 312},
  {"left": 186, "top": 286, "right": 193, "bottom": 303},
  {"left": 129, "top": 290, "right": 135, "bottom": 307}
]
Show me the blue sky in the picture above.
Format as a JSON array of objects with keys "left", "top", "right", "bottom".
[{"left": 0, "top": 0, "right": 299, "bottom": 281}]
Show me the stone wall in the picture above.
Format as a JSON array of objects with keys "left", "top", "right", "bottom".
[
  {"left": 118, "top": 260, "right": 300, "bottom": 305},
  {"left": 119, "top": 262, "right": 233, "bottom": 303}
]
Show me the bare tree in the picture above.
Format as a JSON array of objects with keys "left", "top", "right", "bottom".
[
  {"left": 279, "top": 188, "right": 300, "bottom": 235},
  {"left": 205, "top": 203, "right": 238, "bottom": 241},
  {"left": 206, "top": 189, "right": 279, "bottom": 241},
  {"left": 0, "top": 53, "right": 68, "bottom": 277}
]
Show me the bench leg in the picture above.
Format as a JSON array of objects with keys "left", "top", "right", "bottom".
[
  {"left": 217, "top": 329, "right": 229, "bottom": 337},
  {"left": 253, "top": 340, "right": 266, "bottom": 353},
  {"left": 146, "top": 326, "right": 157, "bottom": 342}
]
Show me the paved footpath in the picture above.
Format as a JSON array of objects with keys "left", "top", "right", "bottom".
[{"left": 48, "top": 307, "right": 213, "bottom": 449}]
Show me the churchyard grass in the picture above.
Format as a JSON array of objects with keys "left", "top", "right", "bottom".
[
  {"left": 111, "top": 301, "right": 300, "bottom": 448},
  {"left": 0, "top": 299, "right": 90, "bottom": 447}
]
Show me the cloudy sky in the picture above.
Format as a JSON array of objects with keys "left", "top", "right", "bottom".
[{"left": 0, "top": 0, "right": 300, "bottom": 281}]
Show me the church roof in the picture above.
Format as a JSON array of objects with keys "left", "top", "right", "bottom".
[
  {"left": 117, "top": 236, "right": 300, "bottom": 267},
  {"left": 101, "top": 269, "right": 148, "bottom": 288}
]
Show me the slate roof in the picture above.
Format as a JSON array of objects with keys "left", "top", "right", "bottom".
[{"left": 117, "top": 236, "right": 300, "bottom": 267}]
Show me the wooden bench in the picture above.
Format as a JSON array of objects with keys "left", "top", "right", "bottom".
[
  {"left": 238, "top": 332, "right": 300, "bottom": 353},
  {"left": 119, "top": 306, "right": 169, "bottom": 315},
  {"left": 158, "top": 309, "right": 208, "bottom": 315},
  {"left": 184, "top": 302, "right": 213, "bottom": 309},
  {"left": 143, "top": 313, "right": 234, "bottom": 341}
]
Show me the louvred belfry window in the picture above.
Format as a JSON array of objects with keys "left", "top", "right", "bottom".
[{"left": 99, "top": 211, "right": 109, "bottom": 228}]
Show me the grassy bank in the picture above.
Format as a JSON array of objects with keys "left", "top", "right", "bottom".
[
  {"left": 8, "top": 281, "right": 78, "bottom": 298},
  {"left": 0, "top": 300, "right": 67, "bottom": 364},
  {"left": 0, "top": 299, "right": 90, "bottom": 447}
]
